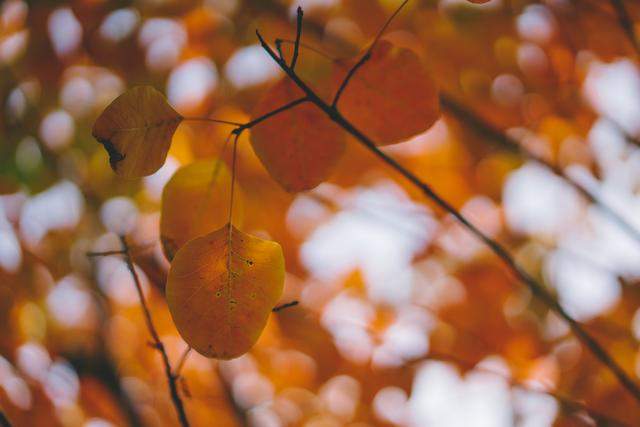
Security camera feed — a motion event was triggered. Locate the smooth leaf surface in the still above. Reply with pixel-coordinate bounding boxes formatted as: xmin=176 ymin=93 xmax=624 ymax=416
xmin=167 ymin=224 xmax=285 ymax=359
xmin=250 ymin=79 xmax=345 ymax=192
xmin=92 ymin=86 xmax=183 ymax=178
xmin=160 ymin=159 xmax=242 ymax=261
xmin=335 ymin=40 xmax=440 ymax=146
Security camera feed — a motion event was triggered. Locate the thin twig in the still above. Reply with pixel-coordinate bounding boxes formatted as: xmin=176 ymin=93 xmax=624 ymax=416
xmin=332 ymin=0 xmax=409 ymax=107
xmin=182 ymin=117 xmax=244 ymax=127
xmin=440 ymin=94 xmax=640 ymax=244
xmin=119 ymin=236 xmax=190 ymax=427
xmin=291 ymin=7 xmax=303 ymax=70
xmin=255 ymin=24 xmax=640 ymax=403
xmin=272 ymin=301 xmax=299 ymax=312
xmin=86 ymin=250 xmax=126 ymax=257
xmin=609 ymin=0 xmax=640 ymax=56
xmin=174 ymin=347 xmax=192 ymax=378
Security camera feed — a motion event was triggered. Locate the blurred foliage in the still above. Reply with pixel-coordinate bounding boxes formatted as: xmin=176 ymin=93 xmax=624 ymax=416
xmin=2 ymin=0 xmax=640 ymax=426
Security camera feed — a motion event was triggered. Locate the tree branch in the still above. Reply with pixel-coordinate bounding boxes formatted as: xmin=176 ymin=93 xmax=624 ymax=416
xmin=291 ymin=7 xmax=303 ymax=70
xmin=609 ymin=0 xmax=640 ymax=56
xmin=255 ymin=25 xmax=640 ymax=403
xmin=272 ymin=300 xmax=299 ymax=312
xmin=232 ymin=97 xmax=308 ymax=135
xmin=439 ymin=94 xmax=640 ymax=245
xmin=119 ymin=236 xmax=190 ymax=427
xmin=332 ymin=0 xmax=409 ymax=108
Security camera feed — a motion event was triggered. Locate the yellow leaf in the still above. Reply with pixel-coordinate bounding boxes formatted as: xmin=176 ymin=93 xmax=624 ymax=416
xmin=167 ymin=224 xmax=285 ymax=359
xmin=335 ymin=40 xmax=440 ymax=145
xmin=250 ymin=79 xmax=345 ymax=192
xmin=92 ymin=86 xmax=183 ymax=178
xmin=160 ymin=159 xmax=242 ymax=261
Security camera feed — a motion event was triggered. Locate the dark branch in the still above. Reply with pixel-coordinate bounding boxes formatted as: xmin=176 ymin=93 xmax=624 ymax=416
xmin=332 ymin=51 xmax=371 ymax=108
xmin=273 ymin=301 xmax=299 ymax=312
xmin=439 ymin=94 xmax=640 ymax=245
xmin=119 ymin=236 xmax=190 ymax=427
xmin=332 ymin=0 xmax=409 ymax=107
xmin=182 ymin=117 xmax=244 ymax=126
xmin=233 ymin=97 xmax=308 ymax=135
xmin=609 ymin=0 xmax=640 ymax=56
xmin=0 ymin=410 xmax=11 ymax=427
xmin=291 ymin=7 xmax=304 ymax=70
xmin=255 ymin=24 xmax=640 ymax=404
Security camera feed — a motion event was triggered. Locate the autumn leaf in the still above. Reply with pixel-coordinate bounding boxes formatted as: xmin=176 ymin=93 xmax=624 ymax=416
xmin=92 ymin=86 xmax=183 ymax=178
xmin=166 ymin=224 xmax=285 ymax=359
xmin=249 ymin=79 xmax=345 ymax=192
xmin=160 ymin=159 xmax=242 ymax=261
xmin=335 ymin=40 xmax=440 ymax=145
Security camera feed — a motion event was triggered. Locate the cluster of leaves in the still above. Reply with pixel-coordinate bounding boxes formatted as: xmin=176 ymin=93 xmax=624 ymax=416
xmin=91 ymin=9 xmax=440 ymax=361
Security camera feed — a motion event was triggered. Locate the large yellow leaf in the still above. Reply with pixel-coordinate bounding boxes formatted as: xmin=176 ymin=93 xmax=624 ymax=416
xmin=160 ymin=159 xmax=242 ymax=261
xmin=92 ymin=86 xmax=183 ymax=178
xmin=166 ymin=224 xmax=285 ymax=359
xmin=250 ymin=79 xmax=345 ymax=192
xmin=335 ymin=40 xmax=440 ymax=146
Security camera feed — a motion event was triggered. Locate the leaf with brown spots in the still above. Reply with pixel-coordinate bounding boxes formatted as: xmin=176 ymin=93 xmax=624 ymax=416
xmin=166 ymin=224 xmax=285 ymax=359
xmin=92 ymin=86 xmax=182 ymax=178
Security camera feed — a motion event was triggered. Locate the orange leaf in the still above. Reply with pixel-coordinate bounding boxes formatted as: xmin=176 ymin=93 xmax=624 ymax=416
xmin=250 ymin=79 xmax=345 ymax=192
xmin=92 ymin=86 xmax=182 ymax=178
xmin=335 ymin=40 xmax=440 ymax=145
xmin=167 ymin=224 xmax=285 ymax=359
xmin=160 ymin=159 xmax=242 ymax=261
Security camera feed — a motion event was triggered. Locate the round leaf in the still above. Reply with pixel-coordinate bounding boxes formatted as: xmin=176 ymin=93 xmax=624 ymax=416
xmin=92 ymin=86 xmax=183 ymax=178
xmin=160 ymin=159 xmax=242 ymax=261
xmin=250 ymin=79 xmax=345 ymax=192
xmin=335 ymin=40 xmax=440 ymax=146
xmin=167 ymin=224 xmax=285 ymax=359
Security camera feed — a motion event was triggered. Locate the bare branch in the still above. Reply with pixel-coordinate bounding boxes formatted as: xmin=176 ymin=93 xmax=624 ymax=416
xmin=273 ymin=301 xmax=299 ymax=312
xmin=255 ymin=20 xmax=640 ymax=403
xmin=233 ymin=97 xmax=309 ymax=135
xmin=182 ymin=117 xmax=244 ymax=126
xmin=119 ymin=236 xmax=190 ymax=427
xmin=609 ymin=0 xmax=640 ymax=56
xmin=439 ymin=94 xmax=640 ymax=244
xmin=291 ymin=6 xmax=304 ymax=70
xmin=332 ymin=0 xmax=409 ymax=108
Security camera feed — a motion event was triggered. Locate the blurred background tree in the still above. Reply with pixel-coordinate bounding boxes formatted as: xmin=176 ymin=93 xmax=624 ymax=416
xmin=2 ymin=0 xmax=640 ymax=426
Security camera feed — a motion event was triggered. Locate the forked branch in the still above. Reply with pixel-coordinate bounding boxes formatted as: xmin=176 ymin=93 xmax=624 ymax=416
xmin=254 ymin=9 xmax=640 ymax=403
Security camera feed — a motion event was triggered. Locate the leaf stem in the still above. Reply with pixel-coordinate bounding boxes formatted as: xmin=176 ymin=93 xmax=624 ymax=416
xmin=228 ymin=133 xmax=240 ymax=227
xmin=255 ymin=22 xmax=640 ymax=404
xmin=119 ymin=236 xmax=190 ymax=427
xmin=182 ymin=117 xmax=244 ymax=126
